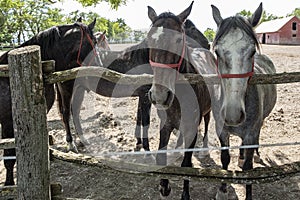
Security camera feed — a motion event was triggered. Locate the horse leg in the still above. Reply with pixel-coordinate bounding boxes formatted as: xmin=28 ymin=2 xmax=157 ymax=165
xmin=238 ymin=142 xmax=245 ymax=168
xmin=156 ymin=123 xmax=173 ymax=197
xmin=134 ymin=97 xmax=142 ymax=151
xmin=71 ymin=86 xmax=89 ymax=146
xmin=239 ymin=144 xmax=260 ymax=168
xmin=199 ymin=112 xmax=210 ymax=157
xmin=56 ymin=82 xmax=78 ymax=153
xmin=216 ymin=133 xmax=230 ymax=200
xmin=243 ymin=147 xmax=255 ymax=200
xmin=181 ymin=131 xmax=198 ymax=200
xmin=141 ymin=96 xmax=151 ymax=151
xmin=2 ymin=121 xmax=15 ymax=186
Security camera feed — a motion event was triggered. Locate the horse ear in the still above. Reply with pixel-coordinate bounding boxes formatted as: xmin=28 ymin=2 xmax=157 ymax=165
xmin=249 ymin=2 xmax=263 ymax=27
xmin=148 ymin=6 xmax=157 ymax=22
xmin=211 ymin=5 xmax=223 ymax=26
xmin=177 ymin=1 xmax=194 ymax=23
xmin=77 ymin=17 xmax=82 ymax=23
xmin=102 ymin=30 xmax=106 ymax=35
xmin=88 ymin=18 xmax=96 ymax=30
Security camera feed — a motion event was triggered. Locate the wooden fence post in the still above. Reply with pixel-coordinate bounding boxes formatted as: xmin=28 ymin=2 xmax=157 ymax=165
xmin=8 ymin=45 xmax=50 ymax=200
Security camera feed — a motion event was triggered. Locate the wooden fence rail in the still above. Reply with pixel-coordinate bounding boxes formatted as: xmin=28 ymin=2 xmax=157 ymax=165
xmin=1 ymin=64 xmax=300 ymax=85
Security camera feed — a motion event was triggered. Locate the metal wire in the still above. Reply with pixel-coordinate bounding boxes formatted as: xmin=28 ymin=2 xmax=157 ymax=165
xmin=1 ymin=141 xmax=299 ymax=160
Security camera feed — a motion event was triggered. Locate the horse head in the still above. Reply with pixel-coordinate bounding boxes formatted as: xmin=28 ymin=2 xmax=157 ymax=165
xmin=212 ymin=3 xmax=262 ymax=126
xmin=147 ymin=2 xmax=193 ymax=110
xmin=95 ymin=30 xmax=110 ymax=50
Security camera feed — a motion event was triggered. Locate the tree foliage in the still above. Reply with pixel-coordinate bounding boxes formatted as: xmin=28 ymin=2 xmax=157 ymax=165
xmin=238 ymin=9 xmax=282 ymax=24
xmin=73 ymin=0 xmax=126 ymax=9
xmin=204 ymin=28 xmax=215 ymax=42
xmin=0 ymin=0 xmax=132 ymax=45
xmin=288 ymin=8 xmax=300 ymax=19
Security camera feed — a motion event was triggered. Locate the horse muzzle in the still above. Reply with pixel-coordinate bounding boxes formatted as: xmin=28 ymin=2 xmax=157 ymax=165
xmin=148 ymin=88 xmax=174 ymax=110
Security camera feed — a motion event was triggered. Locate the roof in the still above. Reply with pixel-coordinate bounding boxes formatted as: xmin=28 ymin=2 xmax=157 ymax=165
xmin=255 ymin=16 xmax=297 ymax=33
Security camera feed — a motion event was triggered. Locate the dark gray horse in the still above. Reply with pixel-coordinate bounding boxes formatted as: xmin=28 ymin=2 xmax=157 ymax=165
xmin=69 ymin=19 xmax=211 ymax=152
xmin=211 ymin=3 xmax=277 ymax=199
xmin=147 ymin=2 xmax=214 ymax=199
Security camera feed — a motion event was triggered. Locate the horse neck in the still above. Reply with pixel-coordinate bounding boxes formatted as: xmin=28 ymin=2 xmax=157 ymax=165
xmin=0 ymin=37 xmax=39 ymax=64
xmin=180 ymin=47 xmax=196 ymax=74
xmin=100 ymin=42 xmax=149 ymax=74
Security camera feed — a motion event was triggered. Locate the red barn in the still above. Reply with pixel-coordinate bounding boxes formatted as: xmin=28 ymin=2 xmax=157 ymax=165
xmin=256 ymin=16 xmax=300 ymax=45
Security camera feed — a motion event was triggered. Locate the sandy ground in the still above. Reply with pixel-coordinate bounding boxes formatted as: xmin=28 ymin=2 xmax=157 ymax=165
xmin=1 ymin=44 xmax=299 ymax=199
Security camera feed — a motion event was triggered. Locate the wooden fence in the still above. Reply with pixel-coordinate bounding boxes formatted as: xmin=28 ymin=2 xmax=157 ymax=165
xmin=0 ymin=45 xmax=300 ymax=199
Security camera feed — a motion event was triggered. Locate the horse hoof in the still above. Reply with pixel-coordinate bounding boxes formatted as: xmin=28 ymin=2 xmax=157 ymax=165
xmin=159 ymin=185 xmax=171 ymax=197
xmin=238 ymin=158 xmax=245 ymax=168
xmin=181 ymin=191 xmax=190 ymax=200
xmin=4 ymin=180 xmax=15 ymax=186
xmin=68 ymin=142 xmax=78 ymax=153
xmin=254 ymin=154 xmax=261 ymax=163
xmin=216 ymin=189 xmax=228 ymax=200
xmin=134 ymin=144 xmax=143 ymax=151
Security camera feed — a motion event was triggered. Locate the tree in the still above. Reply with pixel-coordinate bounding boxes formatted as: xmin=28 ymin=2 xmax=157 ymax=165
xmin=204 ymin=28 xmax=215 ymax=42
xmin=0 ymin=0 xmax=64 ymax=45
xmin=72 ymin=0 xmax=126 ymax=9
xmin=238 ymin=9 xmax=282 ymax=24
xmin=288 ymin=8 xmax=300 ymax=18
xmin=133 ymin=30 xmax=146 ymax=42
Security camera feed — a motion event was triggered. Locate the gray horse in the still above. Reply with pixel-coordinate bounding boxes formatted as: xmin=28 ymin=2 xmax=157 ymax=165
xmin=211 ymin=3 xmax=277 ymax=200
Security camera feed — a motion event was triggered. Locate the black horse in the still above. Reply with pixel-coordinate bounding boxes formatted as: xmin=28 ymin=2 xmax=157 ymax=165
xmin=0 ymin=19 xmax=96 ymax=185
xmin=147 ymin=2 xmax=214 ymax=199
xmin=69 ymin=18 xmax=211 ymax=153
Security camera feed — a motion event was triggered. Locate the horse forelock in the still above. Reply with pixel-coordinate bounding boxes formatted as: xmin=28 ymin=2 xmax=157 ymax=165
xmin=213 ymin=16 xmax=260 ymax=51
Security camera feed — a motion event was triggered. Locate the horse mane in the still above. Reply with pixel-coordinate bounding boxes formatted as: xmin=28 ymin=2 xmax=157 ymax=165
xmin=0 ymin=26 xmax=62 ymax=64
xmin=20 ymin=26 xmax=61 ymax=59
xmin=184 ymin=19 xmax=210 ymax=50
xmin=212 ymin=15 xmax=260 ymax=50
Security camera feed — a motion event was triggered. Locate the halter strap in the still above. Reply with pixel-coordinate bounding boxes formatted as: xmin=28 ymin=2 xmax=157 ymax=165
xmin=149 ymin=31 xmax=186 ymax=71
xmin=76 ymin=26 xmax=97 ymax=66
xmin=216 ymin=57 xmax=255 ymax=78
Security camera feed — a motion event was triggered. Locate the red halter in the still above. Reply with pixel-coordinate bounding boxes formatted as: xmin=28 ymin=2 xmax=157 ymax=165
xmin=76 ymin=26 xmax=97 ymax=66
xmin=149 ymin=32 xmax=186 ymax=71
xmin=216 ymin=57 xmax=255 ymax=78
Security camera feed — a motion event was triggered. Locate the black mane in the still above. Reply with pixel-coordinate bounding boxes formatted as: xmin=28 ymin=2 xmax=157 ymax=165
xmin=0 ymin=26 xmax=62 ymax=64
xmin=213 ymin=15 xmax=260 ymax=49
xmin=20 ymin=26 xmax=61 ymax=59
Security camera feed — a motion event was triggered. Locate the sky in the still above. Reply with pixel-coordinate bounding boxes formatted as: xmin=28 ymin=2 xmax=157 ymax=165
xmin=53 ymin=0 xmax=298 ymax=32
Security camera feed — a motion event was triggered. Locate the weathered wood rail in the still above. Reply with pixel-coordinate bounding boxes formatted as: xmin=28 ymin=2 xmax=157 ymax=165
xmin=50 ymin=148 xmax=300 ymax=185
xmin=1 ymin=64 xmax=300 ymax=85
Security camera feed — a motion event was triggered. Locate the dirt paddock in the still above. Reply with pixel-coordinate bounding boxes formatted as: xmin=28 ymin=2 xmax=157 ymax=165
xmin=1 ymin=44 xmax=300 ymax=199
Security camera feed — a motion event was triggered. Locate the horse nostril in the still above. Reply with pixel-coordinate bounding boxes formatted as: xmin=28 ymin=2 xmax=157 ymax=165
xmin=240 ymin=111 xmax=246 ymax=123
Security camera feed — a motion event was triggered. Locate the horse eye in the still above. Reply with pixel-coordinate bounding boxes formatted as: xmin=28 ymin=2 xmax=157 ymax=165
xmin=215 ymin=50 xmax=220 ymax=57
